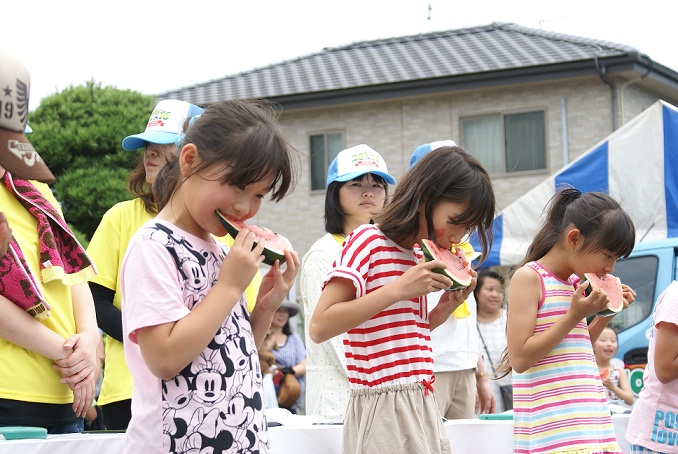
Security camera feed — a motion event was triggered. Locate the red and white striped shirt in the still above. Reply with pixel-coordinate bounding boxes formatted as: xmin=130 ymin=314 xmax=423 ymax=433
xmin=323 ymin=225 xmax=433 ymax=389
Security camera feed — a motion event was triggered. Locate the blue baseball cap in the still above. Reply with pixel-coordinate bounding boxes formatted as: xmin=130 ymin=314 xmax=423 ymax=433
xmin=409 ymin=140 xmax=457 ymax=169
xmin=326 ymin=144 xmax=396 ymax=187
xmin=122 ymin=99 xmax=204 ymax=151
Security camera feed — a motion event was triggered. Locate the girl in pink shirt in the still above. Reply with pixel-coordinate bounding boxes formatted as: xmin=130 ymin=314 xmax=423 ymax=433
xmin=121 ymin=100 xmax=299 ymax=454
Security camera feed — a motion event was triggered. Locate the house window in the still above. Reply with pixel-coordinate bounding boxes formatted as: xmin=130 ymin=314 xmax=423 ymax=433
xmin=310 ymin=132 xmax=344 ymax=190
xmin=461 ymin=111 xmax=546 ymax=174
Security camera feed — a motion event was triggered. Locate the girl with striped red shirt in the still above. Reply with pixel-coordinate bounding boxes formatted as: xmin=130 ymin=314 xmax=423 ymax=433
xmin=310 ymin=146 xmax=495 ymax=454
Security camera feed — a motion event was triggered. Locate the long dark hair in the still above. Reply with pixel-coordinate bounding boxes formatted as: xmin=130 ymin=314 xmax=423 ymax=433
xmin=127 ymin=156 xmax=156 ymax=214
xmin=324 ymin=174 xmax=389 ymax=235
xmin=520 ymin=188 xmax=635 ymax=267
xmin=153 ymin=99 xmax=299 ymax=211
xmin=374 ymin=146 xmax=495 ymax=264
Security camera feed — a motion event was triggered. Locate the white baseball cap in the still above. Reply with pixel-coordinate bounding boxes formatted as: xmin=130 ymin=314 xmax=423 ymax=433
xmin=122 ymin=99 xmax=204 ymax=150
xmin=0 ymin=47 xmax=55 ymax=184
xmin=326 ymin=144 xmax=396 ymax=187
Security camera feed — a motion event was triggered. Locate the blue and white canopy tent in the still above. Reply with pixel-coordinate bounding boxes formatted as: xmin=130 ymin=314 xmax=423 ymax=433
xmin=472 ymin=100 xmax=678 ymax=267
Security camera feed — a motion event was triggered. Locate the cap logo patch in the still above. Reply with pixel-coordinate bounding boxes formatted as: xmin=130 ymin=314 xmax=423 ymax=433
xmin=8 ymin=139 xmax=43 ymax=166
xmin=146 ymin=109 xmax=171 ymax=128
xmin=351 ymin=150 xmax=381 ymax=169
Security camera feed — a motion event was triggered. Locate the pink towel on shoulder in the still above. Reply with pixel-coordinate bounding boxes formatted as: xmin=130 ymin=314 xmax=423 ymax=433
xmin=0 ymin=172 xmax=96 ymax=320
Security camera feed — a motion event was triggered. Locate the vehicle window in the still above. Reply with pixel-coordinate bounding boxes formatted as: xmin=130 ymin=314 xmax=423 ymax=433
xmin=610 ymin=255 xmax=658 ymax=333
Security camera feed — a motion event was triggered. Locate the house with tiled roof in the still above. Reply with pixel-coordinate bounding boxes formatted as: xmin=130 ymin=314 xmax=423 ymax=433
xmin=160 ymin=22 xmax=678 ymax=264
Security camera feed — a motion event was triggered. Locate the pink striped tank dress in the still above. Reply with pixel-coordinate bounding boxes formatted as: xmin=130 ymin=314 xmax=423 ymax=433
xmin=512 ymin=261 xmax=621 ymax=453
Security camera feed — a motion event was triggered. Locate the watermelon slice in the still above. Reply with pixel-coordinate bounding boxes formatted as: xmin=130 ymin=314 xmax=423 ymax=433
xmin=215 ymin=210 xmax=293 ymax=266
xmin=420 ymin=239 xmax=473 ymax=290
xmin=582 ymin=273 xmax=624 ymax=316
xmin=599 ymin=367 xmax=611 ymax=381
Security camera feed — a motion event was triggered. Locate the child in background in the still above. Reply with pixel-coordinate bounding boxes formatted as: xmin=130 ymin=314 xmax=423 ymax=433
xmin=310 ymin=146 xmax=495 ymax=454
xmin=627 ymin=281 xmax=678 ymax=453
xmin=593 ymin=326 xmax=634 ymax=407
xmin=121 ymin=100 xmax=299 ymax=453
xmin=505 ymin=188 xmax=637 ymax=453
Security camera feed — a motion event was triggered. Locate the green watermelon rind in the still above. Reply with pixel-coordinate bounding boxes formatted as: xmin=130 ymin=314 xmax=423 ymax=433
xmin=215 ymin=210 xmax=287 ymax=266
xmin=420 ymin=240 xmax=472 ymax=290
xmin=582 ymin=273 xmax=624 ymax=316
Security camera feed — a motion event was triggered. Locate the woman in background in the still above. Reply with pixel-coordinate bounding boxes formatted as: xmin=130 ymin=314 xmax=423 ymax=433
xmin=475 ymin=269 xmax=511 ymax=412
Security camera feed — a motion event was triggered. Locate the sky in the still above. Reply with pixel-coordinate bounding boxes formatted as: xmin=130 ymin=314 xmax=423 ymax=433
xmin=4 ymin=0 xmax=675 ymax=111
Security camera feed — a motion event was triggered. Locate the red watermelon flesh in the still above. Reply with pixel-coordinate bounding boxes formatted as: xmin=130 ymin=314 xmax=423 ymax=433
xmin=420 ymin=239 xmax=473 ymax=290
xmin=582 ymin=273 xmax=624 ymax=316
xmin=599 ymin=367 xmax=611 ymax=381
xmin=215 ymin=210 xmax=293 ymax=266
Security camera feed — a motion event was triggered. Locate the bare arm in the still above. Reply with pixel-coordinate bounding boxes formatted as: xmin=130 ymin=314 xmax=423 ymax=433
xmin=53 ymin=283 xmax=100 ymax=417
xmin=589 ymin=283 xmax=636 ymax=343
xmin=249 ymin=249 xmax=300 ymax=347
xmin=475 ymin=355 xmax=496 ymax=414
xmin=292 ymin=358 xmax=307 ymax=377
xmin=136 ymin=281 xmax=245 ymax=379
xmin=310 ymin=259 xmax=452 ymax=344
xmin=136 ymin=229 xmax=298 ymax=380
xmin=602 ymin=366 xmax=634 ymax=405
xmin=507 ymin=267 xmax=611 ymax=373
xmin=0 ymin=293 xmax=71 ymax=359
xmin=654 ymin=322 xmax=678 ymax=384
xmin=588 ymin=315 xmax=614 ymax=344
xmin=0 ymin=212 xmax=10 ymax=257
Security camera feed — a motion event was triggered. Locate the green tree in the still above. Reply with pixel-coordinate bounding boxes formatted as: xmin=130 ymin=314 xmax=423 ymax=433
xmin=29 ymin=81 xmax=157 ymax=239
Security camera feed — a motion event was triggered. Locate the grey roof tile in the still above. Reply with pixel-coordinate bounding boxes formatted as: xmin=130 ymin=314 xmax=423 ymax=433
xmin=159 ymin=22 xmax=637 ymax=103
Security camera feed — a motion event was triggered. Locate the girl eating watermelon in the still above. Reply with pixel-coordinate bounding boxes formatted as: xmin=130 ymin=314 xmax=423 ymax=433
xmin=310 ymin=146 xmax=496 ymax=454
xmin=503 ymin=188 xmax=637 ymax=453
xmin=120 ymin=100 xmax=299 ymax=453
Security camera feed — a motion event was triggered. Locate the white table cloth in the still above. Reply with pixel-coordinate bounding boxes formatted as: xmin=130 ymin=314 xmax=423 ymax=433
xmin=0 ymin=414 xmax=631 ymax=453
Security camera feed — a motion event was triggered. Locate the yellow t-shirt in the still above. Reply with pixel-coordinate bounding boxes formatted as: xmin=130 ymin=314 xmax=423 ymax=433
xmin=87 ymin=199 xmax=262 ymax=405
xmin=0 ymin=182 xmax=77 ymax=404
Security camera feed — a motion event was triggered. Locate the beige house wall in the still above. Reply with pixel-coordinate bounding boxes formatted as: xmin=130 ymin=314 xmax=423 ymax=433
xmin=250 ymin=76 xmax=667 ymax=270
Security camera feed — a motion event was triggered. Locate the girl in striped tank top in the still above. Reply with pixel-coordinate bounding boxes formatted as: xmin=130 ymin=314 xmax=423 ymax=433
xmin=310 ymin=146 xmax=496 ymax=454
xmin=504 ymin=189 xmax=637 ymax=453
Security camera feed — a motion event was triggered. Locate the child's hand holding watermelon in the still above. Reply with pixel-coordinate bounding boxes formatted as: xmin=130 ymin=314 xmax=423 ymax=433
xmin=620 ymin=283 xmax=636 ymax=310
xmin=218 ymin=226 xmax=268 ymax=295
xmin=256 ymin=248 xmax=300 ymax=313
xmin=432 ymin=270 xmax=477 ymax=319
xmin=569 ymin=280 xmax=613 ymax=321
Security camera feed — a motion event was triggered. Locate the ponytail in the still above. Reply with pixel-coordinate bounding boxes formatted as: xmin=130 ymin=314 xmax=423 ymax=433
xmin=520 ymin=187 xmax=635 ymax=268
xmin=520 ymin=188 xmax=581 ymax=266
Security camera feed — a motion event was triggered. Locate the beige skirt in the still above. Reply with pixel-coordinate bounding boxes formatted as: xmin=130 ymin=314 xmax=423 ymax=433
xmin=342 ymin=382 xmax=451 ymax=454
